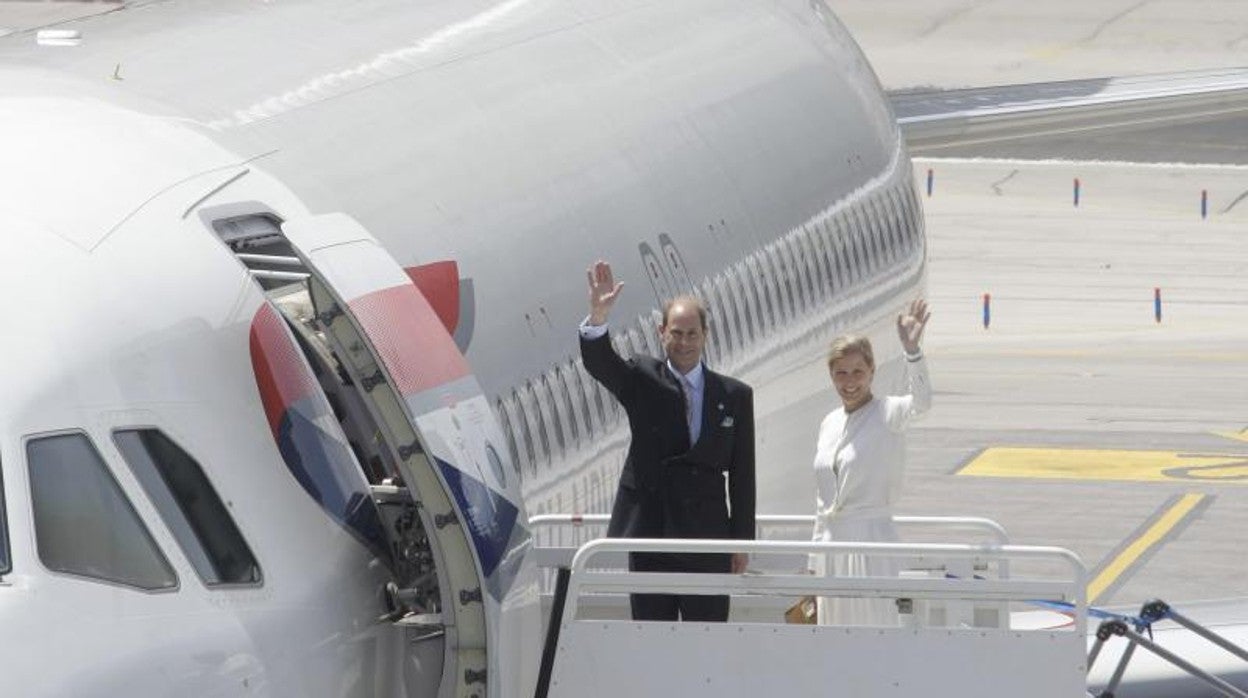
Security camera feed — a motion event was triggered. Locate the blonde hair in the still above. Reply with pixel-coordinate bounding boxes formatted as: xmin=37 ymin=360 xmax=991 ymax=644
xmin=827 ymin=334 xmax=874 ymax=370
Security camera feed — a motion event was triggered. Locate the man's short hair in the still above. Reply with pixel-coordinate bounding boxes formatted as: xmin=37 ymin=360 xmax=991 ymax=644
xmin=661 ymin=295 xmax=708 ymax=331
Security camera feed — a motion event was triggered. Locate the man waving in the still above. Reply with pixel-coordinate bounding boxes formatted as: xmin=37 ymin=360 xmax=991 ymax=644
xmin=579 ymin=260 xmax=755 ymax=622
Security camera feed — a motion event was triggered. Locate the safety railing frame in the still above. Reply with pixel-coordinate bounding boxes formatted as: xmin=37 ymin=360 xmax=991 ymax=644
xmin=554 ymin=537 xmax=1087 ymax=635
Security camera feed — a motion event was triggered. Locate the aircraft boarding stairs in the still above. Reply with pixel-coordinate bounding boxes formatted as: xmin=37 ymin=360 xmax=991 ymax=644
xmin=529 ymin=514 xmax=1090 ymax=698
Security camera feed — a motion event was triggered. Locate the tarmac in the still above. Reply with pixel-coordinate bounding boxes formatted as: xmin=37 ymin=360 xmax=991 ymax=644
xmin=752 ymin=2 xmax=1248 ymax=609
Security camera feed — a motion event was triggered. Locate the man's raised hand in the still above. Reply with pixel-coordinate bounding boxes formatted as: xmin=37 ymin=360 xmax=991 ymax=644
xmin=587 ymin=260 xmax=624 ymax=325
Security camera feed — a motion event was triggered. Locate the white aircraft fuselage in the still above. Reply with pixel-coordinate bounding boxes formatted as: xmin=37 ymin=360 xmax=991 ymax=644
xmin=0 ymin=1 xmax=923 ymax=696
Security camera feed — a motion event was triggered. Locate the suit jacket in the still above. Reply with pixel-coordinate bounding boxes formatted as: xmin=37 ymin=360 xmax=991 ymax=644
xmin=580 ymin=331 xmax=755 ymax=546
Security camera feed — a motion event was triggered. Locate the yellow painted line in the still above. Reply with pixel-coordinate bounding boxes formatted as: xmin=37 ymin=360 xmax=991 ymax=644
xmin=1215 ymin=429 xmax=1248 ymax=444
xmin=961 ymin=447 xmax=1248 ymax=484
xmin=1087 ymin=493 xmax=1206 ymax=603
xmin=1027 ymin=44 xmax=1071 ymax=60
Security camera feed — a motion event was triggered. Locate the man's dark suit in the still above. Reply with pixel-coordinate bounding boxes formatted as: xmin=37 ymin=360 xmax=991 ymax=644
xmin=580 ymin=331 xmax=755 ymax=621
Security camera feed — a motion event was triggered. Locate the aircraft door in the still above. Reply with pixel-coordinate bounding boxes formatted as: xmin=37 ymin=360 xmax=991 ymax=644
xmin=281 ymin=213 xmax=529 ymax=698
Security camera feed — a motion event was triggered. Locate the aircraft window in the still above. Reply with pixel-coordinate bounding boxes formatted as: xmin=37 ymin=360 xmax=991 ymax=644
xmin=798 ymin=227 xmax=822 ymax=303
xmin=511 ymin=389 xmax=536 ymax=474
xmin=0 ymin=455 xmax=9 ymax=576
xmin=866 ymin=199 xmax=887 ymax=263
xmin=518 ymin=385 xmax=546 ymax=472
xmin=863 ymin=204 xmax=882 ymax=271
xmin=885 ymin=194 xmax=904 ymax=259
xmin=712 ymin=277 xmax=738 ymax=360
xmin=848 ymin=216 xmax=866 ymax=280
xmin=727 ymin=273 xmax=748 ymax=354
xmin=561 ymin=362 xmax=592 ymax=443
xmin=730 ymin=264 xmax=758 ymax=345
xmin=881 ymin=191 xmax=901 ymax=256
xmin=841 ymin=221 xmax=856 ymax=284
xmin=872 ymin=203 xmax=888 ymax=267
xmin=534 ymin=377 xmax=563 ymax=464
xmin=27 ymin=433 xmax=177 ymax=591
xmin=741 ymin=258 xmax=762 ymax=334
xmin=768 ymin=245 xmax=794 ymax=323
xmin=551 ymin=368 xmax=580 ymax=449
xmin=836 ymin=217 xmax=856 ymax=282
xmin=897 ymin=190 xmax=913 ymax=252
xmin=573 ymin=362 xmax=603 ymax=437
xmin=855 ymin=205 xmax=879 ymax=273
xmin=775 ymin=241 xmax=799 ymax=318
xmin=495 ymin=398 xmax=524 ymax=477
xmin=790 ymin=234 xmax=814 ymax=312
xmin=113 ymin=430 xmax=262 ymax=587
xmin=902 ymin=187 xmax=919 ymax=247
xmin=903 ymin=186 xmax=923 ymax=248
xmin=817 ymin=219 xmax=839 ymax=293
xmin=751 ymin=255 xmax=777 ymax=330
xmin=815 ymin=221 xmax=836 ymax=297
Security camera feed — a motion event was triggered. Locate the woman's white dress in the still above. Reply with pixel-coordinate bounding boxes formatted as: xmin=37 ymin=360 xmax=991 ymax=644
xmin=811 ymin=356 xmax=931 ymax=625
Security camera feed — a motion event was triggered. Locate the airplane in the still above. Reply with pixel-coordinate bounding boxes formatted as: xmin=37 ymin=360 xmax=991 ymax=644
xmin=2 ymin=0 xmax=1246 ymax=696
xmin=0 ymin=0 xmax=926 ymax=694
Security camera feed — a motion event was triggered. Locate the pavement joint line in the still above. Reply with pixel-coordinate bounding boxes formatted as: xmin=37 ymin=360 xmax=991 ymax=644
xmin=1086 ymin=492 xmax=1210 ymax=604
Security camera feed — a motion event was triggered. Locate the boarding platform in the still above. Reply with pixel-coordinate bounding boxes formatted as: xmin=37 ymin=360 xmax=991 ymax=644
xmin=529 ymin=515 xmax=1089 ymax=697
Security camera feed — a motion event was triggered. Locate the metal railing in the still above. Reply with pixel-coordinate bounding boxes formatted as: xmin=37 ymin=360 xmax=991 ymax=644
xmin=553 ymin=537 xmax=1086 ymax=634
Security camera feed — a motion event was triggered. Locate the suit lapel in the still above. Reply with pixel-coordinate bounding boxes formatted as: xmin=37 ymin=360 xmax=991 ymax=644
xmin=688 ymin=369 xmax=726 ymax=458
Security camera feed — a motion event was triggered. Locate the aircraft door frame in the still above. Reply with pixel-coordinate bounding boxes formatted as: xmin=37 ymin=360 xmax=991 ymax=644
xmin=280 ymin=213 xmax=528 ymax=698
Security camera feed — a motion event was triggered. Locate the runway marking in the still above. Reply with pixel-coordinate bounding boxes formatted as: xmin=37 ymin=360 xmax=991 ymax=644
xmin=960 ymin=447 xmax=1248 ymax=483
xmin=1215 ymin=428 xmax=1248 ymax=444
xmin=1087 ymin=493 xmax=1209 ymax=603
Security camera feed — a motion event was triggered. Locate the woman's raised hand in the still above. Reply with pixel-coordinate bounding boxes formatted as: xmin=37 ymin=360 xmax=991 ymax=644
xmin=896 ymin=298 xmax=930 ymax=355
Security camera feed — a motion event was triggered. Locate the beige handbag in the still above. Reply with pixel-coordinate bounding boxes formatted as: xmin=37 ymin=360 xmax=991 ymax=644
xmin=784 ymin=595 xmax=817 ymax=624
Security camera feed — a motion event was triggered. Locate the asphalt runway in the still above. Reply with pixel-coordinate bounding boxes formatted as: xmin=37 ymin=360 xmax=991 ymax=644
xmin=751 ymin=156 xmax=1248 ymax=609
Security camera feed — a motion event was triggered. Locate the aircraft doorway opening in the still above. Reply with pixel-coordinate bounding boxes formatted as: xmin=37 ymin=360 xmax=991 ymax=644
xmin=213 ymin=212 xmax=528 ymax=698
xmin=218 ymin=213 xmax=478 ymax=694
xmin=213 ymin=214 xmax=443 ymax=619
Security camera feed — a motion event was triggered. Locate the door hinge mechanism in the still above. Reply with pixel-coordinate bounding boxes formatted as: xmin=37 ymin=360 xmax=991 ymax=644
xmin=360 ymin=370 xmax=386 ymax=392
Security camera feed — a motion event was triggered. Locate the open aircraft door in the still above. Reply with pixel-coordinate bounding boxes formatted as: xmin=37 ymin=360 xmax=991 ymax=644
xmin=280 ymin=213 xmax=531 ymax=698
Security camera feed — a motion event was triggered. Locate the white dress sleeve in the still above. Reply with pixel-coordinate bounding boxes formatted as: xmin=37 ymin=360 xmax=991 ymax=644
xmin=885 ymin=355 xmax=931 ymax=431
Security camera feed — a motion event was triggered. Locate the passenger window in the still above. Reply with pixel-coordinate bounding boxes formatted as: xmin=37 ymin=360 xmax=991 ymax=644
xmin=730 ymin=264 xmax=758 ymax=344
xmin=113 ymin=430 xmax=261 ymax=586
xmin=27 ymin=433 xmax=177 ymax=590
xmin=712 ymin=278 xmax=738 ymax=359
xmin=496 ymin=398 xmax=525 ymax=477
xmin=0 ymin=455 xmax=9 ymax=576
xmin=767 ymin=246 xmax=793 ymax=322
xmin=512 ymin=389 xmax=540 ymax=474
xmin=573 ymin=362 xmax=603 ymax=437
xmin=550 ymin=369 xmax=580 ymax=449
xmin=520 ymin=383 xmax=549 ymax=470
xmin=560 ymin=363 xmax=591 ymax=444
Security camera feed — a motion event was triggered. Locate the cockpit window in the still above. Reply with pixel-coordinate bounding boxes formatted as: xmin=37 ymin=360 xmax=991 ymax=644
xmin=27 ymin=433 xmax=177 ymax=590
xmin=114 ymin=429 xmax=262 ymax=586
